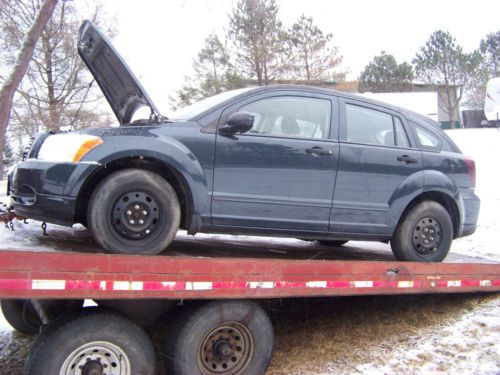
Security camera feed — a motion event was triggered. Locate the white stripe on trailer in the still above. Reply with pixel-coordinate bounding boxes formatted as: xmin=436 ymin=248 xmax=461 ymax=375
xmin=249 ymin=281 xmax=275 ymax=289
xmin=192 ymin=282 xmax=213 ymax=290
xmin=131 ymin=281 xmax=144 ymax=291
xmin=447 ymin=280 xmax=462 ymax=287
xmin=32 ymin=280 xmax=66 ymax=290
xmin=113 ymin=281 xmax=131 ymax=291
xmin=480 ymin=280 xmax=492 ymax=287
xmin=398 ymin=281 xmax=414 ymax=288
xmin=306 ymin=281 xmax=327 ymax=288
xmin=353 ymin=281 xmax=373 ymax=288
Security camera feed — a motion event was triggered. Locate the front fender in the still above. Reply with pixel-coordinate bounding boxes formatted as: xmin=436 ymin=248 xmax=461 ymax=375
xmin=68 ymin=135 xmax=211 ymax=219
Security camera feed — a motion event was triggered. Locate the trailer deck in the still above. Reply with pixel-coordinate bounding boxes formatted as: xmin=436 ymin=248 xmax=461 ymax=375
xmin=0 ymin=245 xmax=498 ymax=300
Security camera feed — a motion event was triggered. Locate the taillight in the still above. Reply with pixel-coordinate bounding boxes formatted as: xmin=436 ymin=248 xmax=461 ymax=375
xmin=464 ymin=156 xmax=476 ymax=188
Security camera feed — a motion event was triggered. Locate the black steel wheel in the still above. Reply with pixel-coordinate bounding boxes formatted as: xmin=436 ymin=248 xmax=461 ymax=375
xmin=88 ymin=169 xmax=180 ymax=255
xmin=23 ymin=308 xmax=156 ymax=375
xmin=391 ymin=200 xmax=453 ymax=262
xmin=198 ymin=322 xmax=254 ymax=374
xmin=412 ymin=217 xmax=442 ymax=255
xmin=164 ymin=300 xmax=274 ymax=375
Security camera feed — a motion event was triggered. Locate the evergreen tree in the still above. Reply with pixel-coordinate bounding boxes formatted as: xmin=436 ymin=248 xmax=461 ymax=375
xmin=465 ymin=31 xmax=500 ymax=109
xmin=359 ymin=52 xmax=413 ymax=93
xmin=228 ymin=0 xmax=287 ymax=85
xmin=171 ymin=33 xmax=244 ymax=109
xmin=413 ymin=30 xmax=480 ymax=127
xmin=289 ymin=15 xmax=343 ymax=81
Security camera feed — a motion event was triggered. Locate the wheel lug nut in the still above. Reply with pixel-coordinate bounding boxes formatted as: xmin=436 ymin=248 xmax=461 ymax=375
xmin=139 ymin=219 xmax=144 ymax=225
xmin=134 ymin=204 xmax=140 ymax=210
xmin=127 ymin=210 xmax=132 ymax=215
xmin=142 ymin=210 xmax=147 ymax=215
xmin=145 ymin=229 xmax=150 ymax=234
xmin=129 ymin=220 xmax=135 ymax=225
xmin=429 ymin=237 xmax=434 ymax=241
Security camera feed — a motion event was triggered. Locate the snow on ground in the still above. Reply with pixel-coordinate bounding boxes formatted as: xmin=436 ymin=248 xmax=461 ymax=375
xmin=0 ymin=129 xmax=499 ymax=374
xmin=445 ymin=129 xmax=500 ymax=262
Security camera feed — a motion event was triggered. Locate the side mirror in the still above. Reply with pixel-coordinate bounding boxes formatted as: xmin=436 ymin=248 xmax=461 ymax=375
xmin=219 ymin=112 xmax=254 ymax=135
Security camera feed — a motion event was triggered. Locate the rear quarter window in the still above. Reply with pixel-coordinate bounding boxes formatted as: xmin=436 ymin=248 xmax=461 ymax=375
xmin=411 ymin=123 xmax=442 ymax=151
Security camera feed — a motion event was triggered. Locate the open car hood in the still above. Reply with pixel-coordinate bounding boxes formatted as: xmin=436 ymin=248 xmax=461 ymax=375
xmin=78 ymin=20 xmax=162 ymax=125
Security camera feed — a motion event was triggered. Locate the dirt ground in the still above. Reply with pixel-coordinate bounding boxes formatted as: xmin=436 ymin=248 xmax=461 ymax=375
xmin=1 ymin=292 xmax=498 ymax=375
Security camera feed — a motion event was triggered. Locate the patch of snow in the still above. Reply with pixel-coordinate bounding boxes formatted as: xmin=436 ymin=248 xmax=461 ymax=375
xmin=353 ymin=297 xmax=500 ymax=375
xmin=446 ymin=129 xmax=500 ymax=262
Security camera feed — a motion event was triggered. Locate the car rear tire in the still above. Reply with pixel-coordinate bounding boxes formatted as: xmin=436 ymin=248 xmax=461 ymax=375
xmin=23 ymin=308 xmax=156 ymax=375
xmin=391 ymin=200 xmax=453 ymax=262
xmin=88 ymin=169 xmax=180 ymax=255
xmin=164 ymin=300 xmax=274 ymax=375
xmin=318 ymin=240 xmax=349 ymax=247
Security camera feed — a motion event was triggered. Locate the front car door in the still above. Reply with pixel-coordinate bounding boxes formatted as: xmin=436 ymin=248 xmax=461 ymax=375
xmin=331 ymin=98 xmax=423 ymax=237
xmin=212 ymin=91 xmax=339 ymax=233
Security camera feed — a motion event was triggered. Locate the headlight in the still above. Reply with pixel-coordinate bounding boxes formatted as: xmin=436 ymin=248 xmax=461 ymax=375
xmin=37 ymin=134 xmax=103 ymax=162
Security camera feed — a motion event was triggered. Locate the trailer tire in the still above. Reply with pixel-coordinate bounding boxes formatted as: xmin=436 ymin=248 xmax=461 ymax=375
xmin=88 ymin=169 xmax=180 ymax=255
xmin=23 ymin=308 xmax=156 ymax=375
xmin=391 ymin=200 xmax=453 ymax=262
xmin=1 ymin=299 xmax=41 ymax=334
xmin=0 ymin=299 xmax=83 ymax=334
xmin=164 ymin=300 xmax=274 ymax=375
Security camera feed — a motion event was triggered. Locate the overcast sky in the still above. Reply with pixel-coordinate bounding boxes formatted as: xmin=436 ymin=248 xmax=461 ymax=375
xmin=102 ymin=0 xmax=500 ymax=114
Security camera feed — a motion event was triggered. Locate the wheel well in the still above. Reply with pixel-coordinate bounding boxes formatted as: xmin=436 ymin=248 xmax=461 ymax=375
xmin=398 ymin=191 xmax=460 ymax=238
xmin=75 ymin=157 xmax=193 ymax=230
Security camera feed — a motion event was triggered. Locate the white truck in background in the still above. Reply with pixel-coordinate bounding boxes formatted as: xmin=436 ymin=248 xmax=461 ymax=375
xmin=484 ymin=77 xmax=500 ymax=126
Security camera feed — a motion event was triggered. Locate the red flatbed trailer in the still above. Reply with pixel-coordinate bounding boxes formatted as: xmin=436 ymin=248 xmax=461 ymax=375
xmin=0 ymin=250 xmax=499 ymax=299
xmin=1 ymin=248 xmax=499 ymax=375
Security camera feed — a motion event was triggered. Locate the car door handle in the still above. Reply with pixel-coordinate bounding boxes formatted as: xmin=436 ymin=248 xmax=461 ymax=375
xmin=305 ymin=147 xmax=333 ymax=156
xmin=397 ymin=155 xmax=418 ymax=164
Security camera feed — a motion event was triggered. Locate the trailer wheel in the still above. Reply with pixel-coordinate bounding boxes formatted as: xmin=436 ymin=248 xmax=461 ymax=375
xmin=23 ymin=308 xmax=156 ymax=375
xmin=318 ymin=240 xmax=348 ymax=247
xmin=0 ymin=299 xmax=82 ymax=334
xmin=391 ymin=200 xmax=453 ymax=262
xmin=88 ymin=169 xmax=180 ymax=255
xmin=164 ymin=300 xmax=274 ymax=375
xmin=1 ymin=299 xmax=41 ymax=334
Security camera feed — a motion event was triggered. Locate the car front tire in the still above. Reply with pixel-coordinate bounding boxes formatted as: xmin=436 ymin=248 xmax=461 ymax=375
xmin=88 ymin=169 xmax=180 ymax=255
xmin=391 ymin=200 xmax=453 ymax=262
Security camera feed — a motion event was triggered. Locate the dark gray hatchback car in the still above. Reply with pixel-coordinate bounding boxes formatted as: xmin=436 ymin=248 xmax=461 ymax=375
xmin=9 ymin=21 xmax=479 ymax=262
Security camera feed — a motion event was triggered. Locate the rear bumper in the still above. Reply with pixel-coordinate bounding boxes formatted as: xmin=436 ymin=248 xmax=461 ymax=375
xmin=458 ymin=187 xmax=480 ymax=238
xmin=9 ymin=160 xmax=100 ymax=226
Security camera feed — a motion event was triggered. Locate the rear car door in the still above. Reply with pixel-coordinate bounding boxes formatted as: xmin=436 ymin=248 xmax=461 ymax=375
xmin=212 ymin=92 xmax=339 ymax=232
xmin=331 ymin=98 xmax=423 ymax=236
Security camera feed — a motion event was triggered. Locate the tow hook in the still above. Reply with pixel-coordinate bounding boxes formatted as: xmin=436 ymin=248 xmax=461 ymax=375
xmin=0 ymin=203 xmax=27 ymax=230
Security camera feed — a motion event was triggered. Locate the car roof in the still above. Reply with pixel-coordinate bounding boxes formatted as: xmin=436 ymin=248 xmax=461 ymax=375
xmin=240 ymin=84 xmax=440 ymax=126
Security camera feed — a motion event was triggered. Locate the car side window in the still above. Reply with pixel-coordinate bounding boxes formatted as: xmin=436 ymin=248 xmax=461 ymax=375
xmin=345 ymin=104 xmax=410 ymax=147
xmin=238 ymin=96 xmax=331 ymax=139
xmin=414 ymin=126 xmax=440 ymax=148
xmin=394 ymin=117 xmax=410 ymax=147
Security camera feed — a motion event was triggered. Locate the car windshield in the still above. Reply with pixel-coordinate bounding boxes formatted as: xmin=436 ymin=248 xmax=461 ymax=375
xmin=170 ymin=87 xmax=255 ymax=120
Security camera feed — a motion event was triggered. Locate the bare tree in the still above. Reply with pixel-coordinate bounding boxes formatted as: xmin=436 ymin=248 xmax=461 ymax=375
xmin=0 ymin=0 xmax=114 ymax=164
xmin=0 ymin=0 xmax=58 ymax=179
